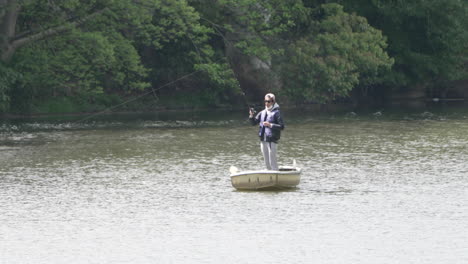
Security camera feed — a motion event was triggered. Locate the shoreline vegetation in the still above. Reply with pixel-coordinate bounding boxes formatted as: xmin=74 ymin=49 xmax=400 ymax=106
xmin=1 ymin=97 xmax=465 ymax=120
xmin=1 ymin=1 xmax=467 ymax=116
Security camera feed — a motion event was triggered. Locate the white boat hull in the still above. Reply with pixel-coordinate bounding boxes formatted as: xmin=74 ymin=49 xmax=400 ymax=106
xmin=230 ymin=166 xmax=301 ymax=190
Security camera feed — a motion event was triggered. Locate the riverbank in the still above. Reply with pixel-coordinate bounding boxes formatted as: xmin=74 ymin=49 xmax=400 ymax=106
xmin=2 ymin=101 xmax=467 ymax=125
xmin=2 ymin=102 xmax=466 ymax=120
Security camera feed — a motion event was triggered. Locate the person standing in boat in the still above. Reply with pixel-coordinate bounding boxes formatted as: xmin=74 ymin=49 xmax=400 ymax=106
xmin=249 ymin=93 xmax=285 ymax=171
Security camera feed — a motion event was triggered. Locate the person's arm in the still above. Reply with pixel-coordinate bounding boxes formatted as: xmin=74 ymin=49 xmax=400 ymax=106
xmin=249 ymin=110 xmax=260 ymax=125
xmin=270 ymin=112 xmax=284 ymax=130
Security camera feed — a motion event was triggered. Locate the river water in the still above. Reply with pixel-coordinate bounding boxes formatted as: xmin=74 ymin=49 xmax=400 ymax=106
xmin=1 ymin=109 xmax=467 ymax=263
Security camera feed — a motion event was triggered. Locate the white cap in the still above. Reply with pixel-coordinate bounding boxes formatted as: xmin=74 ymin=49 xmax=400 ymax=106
xmin=265 ymin=93 xmax=275 ymax=101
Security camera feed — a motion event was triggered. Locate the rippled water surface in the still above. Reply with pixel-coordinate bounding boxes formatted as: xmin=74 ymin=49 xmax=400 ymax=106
xmin=1 ymin=109 xmax=468 ymax=263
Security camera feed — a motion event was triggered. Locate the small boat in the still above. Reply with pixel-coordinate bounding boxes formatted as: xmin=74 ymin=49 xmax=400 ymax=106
xmin=229 ymin=160 xmax=301 ymax=190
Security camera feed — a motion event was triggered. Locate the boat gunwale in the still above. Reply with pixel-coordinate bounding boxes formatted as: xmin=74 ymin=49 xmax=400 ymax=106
xmin=230 ymin=167 xmax=301 ymax=178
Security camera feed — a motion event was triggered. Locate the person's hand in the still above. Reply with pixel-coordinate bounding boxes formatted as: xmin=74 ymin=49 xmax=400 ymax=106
xmin=263 ymin=121 xmax=272 ymax=128
xmin=249 ymin=108 xmax=255 ymax=117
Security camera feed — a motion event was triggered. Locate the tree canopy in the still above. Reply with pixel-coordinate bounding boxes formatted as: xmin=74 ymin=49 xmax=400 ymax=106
xmin=0 ymin=0 xmax=466 ymax=114
xmin=341 ymin=0 xmax=468 ymax=90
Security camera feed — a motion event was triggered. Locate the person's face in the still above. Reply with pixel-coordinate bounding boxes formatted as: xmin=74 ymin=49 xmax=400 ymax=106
xmin=264 ymin=97 xmax=273 ymax=106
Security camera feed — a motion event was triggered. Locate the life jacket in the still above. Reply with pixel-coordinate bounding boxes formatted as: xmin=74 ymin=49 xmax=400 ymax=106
xmin=257 ymin=106 xmax=284 ymax=142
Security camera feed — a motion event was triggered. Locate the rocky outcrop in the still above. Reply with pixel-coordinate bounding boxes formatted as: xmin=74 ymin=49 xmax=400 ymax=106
xmin=224 ymin=34 xmax=281 ymax=103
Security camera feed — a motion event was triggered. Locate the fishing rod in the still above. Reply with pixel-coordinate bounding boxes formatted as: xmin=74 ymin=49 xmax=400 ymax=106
xmin=73 ymin=60 xmax=258 ymax=124
xmin=72 ymin=15 xmax=273 ymax=125
xmin=239 ymin=90 xmax=255 ymax=114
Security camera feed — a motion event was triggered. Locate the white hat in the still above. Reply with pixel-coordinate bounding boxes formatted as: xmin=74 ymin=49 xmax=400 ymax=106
xmin=265 ymin=93 xmax=275 ymax=101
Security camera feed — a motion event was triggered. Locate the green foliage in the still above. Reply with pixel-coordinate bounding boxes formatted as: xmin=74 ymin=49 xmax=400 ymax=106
xmin=33 ymin=97 xmax=78 ymax=114
xmin=202 ymin=0 xmax=299 ymax=61
xmin=30 ymin=93 xmax=122 ymax=114
xmin=9 ymin=29 xmax=149 ymax=113
xmin=193 ymin=61 xmax=240 ymax=105
xmin=194 ymin=1 xmax=393 ymax=103
xmin=138 ymin=0 xmax=239 ymax=107
xmin=340 ymin=0 xmax=468 ymax=89
xmin=0 ymin=63 xmax=20 ymax=112
xmin=17 ymin=0 xmax=109 ymax=30
xmin=278 ymin=3 xmax=393 ymax=102
xmin=2 ymin=0 xmax=465 ymax=113
xmin=4 ymin=0 xmax=156 ymax=113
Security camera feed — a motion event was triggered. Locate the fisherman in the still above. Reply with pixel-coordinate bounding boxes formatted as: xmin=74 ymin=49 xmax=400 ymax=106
xmin=249 ymin=93 xmax=285 ymax=170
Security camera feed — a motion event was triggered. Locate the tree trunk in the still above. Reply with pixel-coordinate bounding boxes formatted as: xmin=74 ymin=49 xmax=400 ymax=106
xmin=1 ymin=1 xmax=108 ymax=62
xmin=0 ymin=0 xmax=19 ymax=61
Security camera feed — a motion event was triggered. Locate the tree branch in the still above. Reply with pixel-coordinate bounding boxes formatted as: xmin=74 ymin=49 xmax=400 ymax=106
xmin=1 ymin=7 xmax=109 ymax=61
xmin=11 ymin=8 xmax=108 ymax=50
